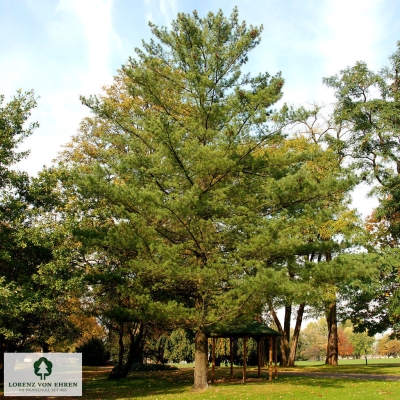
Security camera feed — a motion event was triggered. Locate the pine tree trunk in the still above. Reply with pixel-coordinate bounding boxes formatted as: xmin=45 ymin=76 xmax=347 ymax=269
xmin=324 ymin=251 xmax=338 ymax=366
xmin=284 ymin=304 xmax=291 ymax=346
xmin=270 ymin=303 xmax=291 ymax=366
xmin=117 ymin=326 xmax=125 ymax=373
xmin=325 ymin=300 xmax=338 ymax=365
xmin=121 ymin=324 xmax=146 ymax=378
xmin=288 ymin=303 xmax=305 ymax=366
xmin=109 ymin=324 xmax=125 ymax=379
xmin=192 ymin=327 xmax=208 ymax=391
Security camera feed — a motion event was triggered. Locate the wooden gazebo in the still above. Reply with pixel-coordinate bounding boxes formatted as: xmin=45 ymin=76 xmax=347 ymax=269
xmin=207 ymin=320 xmax=281 ymax=383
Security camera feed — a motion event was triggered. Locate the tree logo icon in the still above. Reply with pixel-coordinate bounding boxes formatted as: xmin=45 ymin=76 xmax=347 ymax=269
xmin=33 ymin=357 xmax=53 ymax=380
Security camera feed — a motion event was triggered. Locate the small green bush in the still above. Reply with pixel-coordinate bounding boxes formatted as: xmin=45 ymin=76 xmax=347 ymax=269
xmin=76 ymin=338 xmax=110 ymax=366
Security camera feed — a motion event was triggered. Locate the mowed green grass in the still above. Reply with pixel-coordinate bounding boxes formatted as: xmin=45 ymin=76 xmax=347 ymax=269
xmin=1 ymin=363 xmax=400 ymax=400
xmin=295 ymin=357 xmax=400 ymax=366
xmin=281 ymin=357 xmax=400 ymax=375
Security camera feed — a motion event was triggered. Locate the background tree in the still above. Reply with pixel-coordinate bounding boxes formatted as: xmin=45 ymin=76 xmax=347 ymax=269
xmin=76 ymin=338 xmax=110 ymax=366
xmin=383 ymin=339 xmax=400 ymax=357
xmin=298 ymin=319 xmax=327 ymax=361
xmin=258 ymin=137 xmax=357 ymax=366
xmin=338 ymin=327 xmax=354 ymax=358
xmin=164 ymin=329 xmax=195 ymax=363
xmin=339 ymin=231 xmax=400 ymax=336
xmin=0 ymin=90 xmax=41 ymax=380
xmin=377 ymin=334 xmax=400 ymax=357
xmin=0 ymin=91 xmax=90 ymax=381
xmin=345 ymin=326 xmax=375 ymax=359
xmin=324 ymin=42 xmax=400 ymax=335
xmin=276 ymin=103 xmax=382 ymax=365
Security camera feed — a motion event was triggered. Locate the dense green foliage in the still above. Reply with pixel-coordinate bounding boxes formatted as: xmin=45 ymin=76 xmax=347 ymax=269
xmin=325 ymin=43 xmax=400 ymax=335
xmin=76 ymin=338 xmax=110 ymax=366
xmin=0 ymin=92 xmax=85 ymax=383
xmin=0 ymin=92 xmax=63 ymax=349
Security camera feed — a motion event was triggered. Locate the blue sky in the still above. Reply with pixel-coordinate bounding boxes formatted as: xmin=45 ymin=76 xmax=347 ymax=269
xmin=1 ymin=0 xmax=399 ymax=215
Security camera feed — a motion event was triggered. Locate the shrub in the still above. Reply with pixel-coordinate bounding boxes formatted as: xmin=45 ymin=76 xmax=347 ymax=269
xmin=76 ymin=338 xmax=110 ymax=366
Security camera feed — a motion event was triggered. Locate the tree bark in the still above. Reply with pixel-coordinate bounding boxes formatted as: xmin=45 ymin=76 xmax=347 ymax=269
xmin=324 ymin=251 xmax=338 ymax=366
xmin=270 ymin=303 xmax=290 ymax=366
xmin=288 ymin=303 xmax=305 ymax=366
xmin=121 ymin=324 xmax=146 ymax=378
xmin=118 ymin=325 xmax=125 ymax=372
xmin=284 ymin=304 xmax=291 ymax=346
xmin=325 ymin=300 xmax=338 ymax=365
xmin=270 ymin=302 xmax=306 ymax=367
xmin=109 ymin=324 xmax=125 ymax=379
xmin=192 ymin=327 xmax=208 ymax=391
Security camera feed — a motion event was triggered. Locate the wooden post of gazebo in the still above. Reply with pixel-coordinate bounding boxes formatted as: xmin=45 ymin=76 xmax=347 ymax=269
xmin=243 ymin=336 xmax=247 ymax=382
xmin=230 ymin=338 xmax=233 ymax=379
xmin=257 ymin=338 xmax=261 ymax=378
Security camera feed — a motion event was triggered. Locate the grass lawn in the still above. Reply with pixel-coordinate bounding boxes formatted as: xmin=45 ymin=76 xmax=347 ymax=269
xmin=295 ymin=357 xmax=400 ymax=366
xmin=1 ymin=362 xmax=400 ymax=399
xmin=280 ymin=358 xmax=400 ymax=375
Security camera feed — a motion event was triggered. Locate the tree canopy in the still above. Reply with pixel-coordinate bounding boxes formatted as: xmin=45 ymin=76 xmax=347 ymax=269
xmin=325 ymin=42 xmax=400 ymax=336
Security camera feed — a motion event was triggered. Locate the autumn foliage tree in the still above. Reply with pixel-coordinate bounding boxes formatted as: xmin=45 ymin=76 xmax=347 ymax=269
xmin=338 ymin=328 xmax=354 ymax=358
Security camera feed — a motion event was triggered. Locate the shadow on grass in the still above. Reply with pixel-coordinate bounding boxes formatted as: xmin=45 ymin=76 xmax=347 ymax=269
xmin=82 ymin=368 xmax=352 ymax=400
xmin=3 ymin=366 xmax=393 ymax=400
xmin=208 ymin=368 xmax=349 ymax=391
xmin=0 ymin=368 xmax=192 ymax=400
xmin=81 ymin=367 xmax=194 ymax=399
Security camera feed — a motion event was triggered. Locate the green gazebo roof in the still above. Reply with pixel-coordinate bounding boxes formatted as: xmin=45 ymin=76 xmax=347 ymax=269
xmin=207 ymin=320 xmax=281 ymax=338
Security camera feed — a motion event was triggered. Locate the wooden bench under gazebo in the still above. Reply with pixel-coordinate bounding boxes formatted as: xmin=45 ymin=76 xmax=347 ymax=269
xmin=207 ymin=320 xmax=281 ymax=383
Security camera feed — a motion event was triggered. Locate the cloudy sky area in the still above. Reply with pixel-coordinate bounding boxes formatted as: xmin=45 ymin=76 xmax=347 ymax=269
xmin=1 ymin=0 xmax=400 ymax=217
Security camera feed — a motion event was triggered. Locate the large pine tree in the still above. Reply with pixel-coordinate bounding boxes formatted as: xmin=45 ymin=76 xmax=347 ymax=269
xmin=62 ymin=9 xmax=286 ymax=389
xmin=60 ymin=8 xmax=360 ymax=387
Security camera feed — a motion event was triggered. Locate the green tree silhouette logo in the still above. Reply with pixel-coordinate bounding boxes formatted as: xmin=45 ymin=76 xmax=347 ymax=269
xmin=33 ymin=357 xmax=53 ymax=380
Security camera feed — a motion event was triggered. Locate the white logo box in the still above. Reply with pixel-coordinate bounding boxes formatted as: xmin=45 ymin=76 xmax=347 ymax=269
xmin=4 ymin=353 xmax=82 ymax=397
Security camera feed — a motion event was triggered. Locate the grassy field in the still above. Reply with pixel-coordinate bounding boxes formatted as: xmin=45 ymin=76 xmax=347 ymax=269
xmin=295 ymin=357 xmax=400 ymax=366
xmin=173 ymin=357 xmax=400 ymax=369
xmin=280 ymin=357 xmax=400 ymax=375
xmin=1 ymin=362 xmax=400 ymax=399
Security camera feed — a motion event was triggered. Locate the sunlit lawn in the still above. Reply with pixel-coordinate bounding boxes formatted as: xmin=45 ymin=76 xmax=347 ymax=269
xmin=296 ymin=357 xmax=400 ymax=366
xmin=281 ymin=357 xmax=400 ymax=375
xmin=1 ymin=362 xmax=400 ymax=399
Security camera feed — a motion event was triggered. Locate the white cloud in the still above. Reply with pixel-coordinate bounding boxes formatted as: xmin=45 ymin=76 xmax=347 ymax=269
xmin=318 ymin=0 xmax=384 ymax=74
xmin=144 ymin=0 xmax=178 ymax=25
xmin=55 ymin=0 xmax=118 ymax=92
xmin=15 ymin=0 xmax=121 ymax=175
xmin=351 ymin=183 xmax=379 ymax=219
